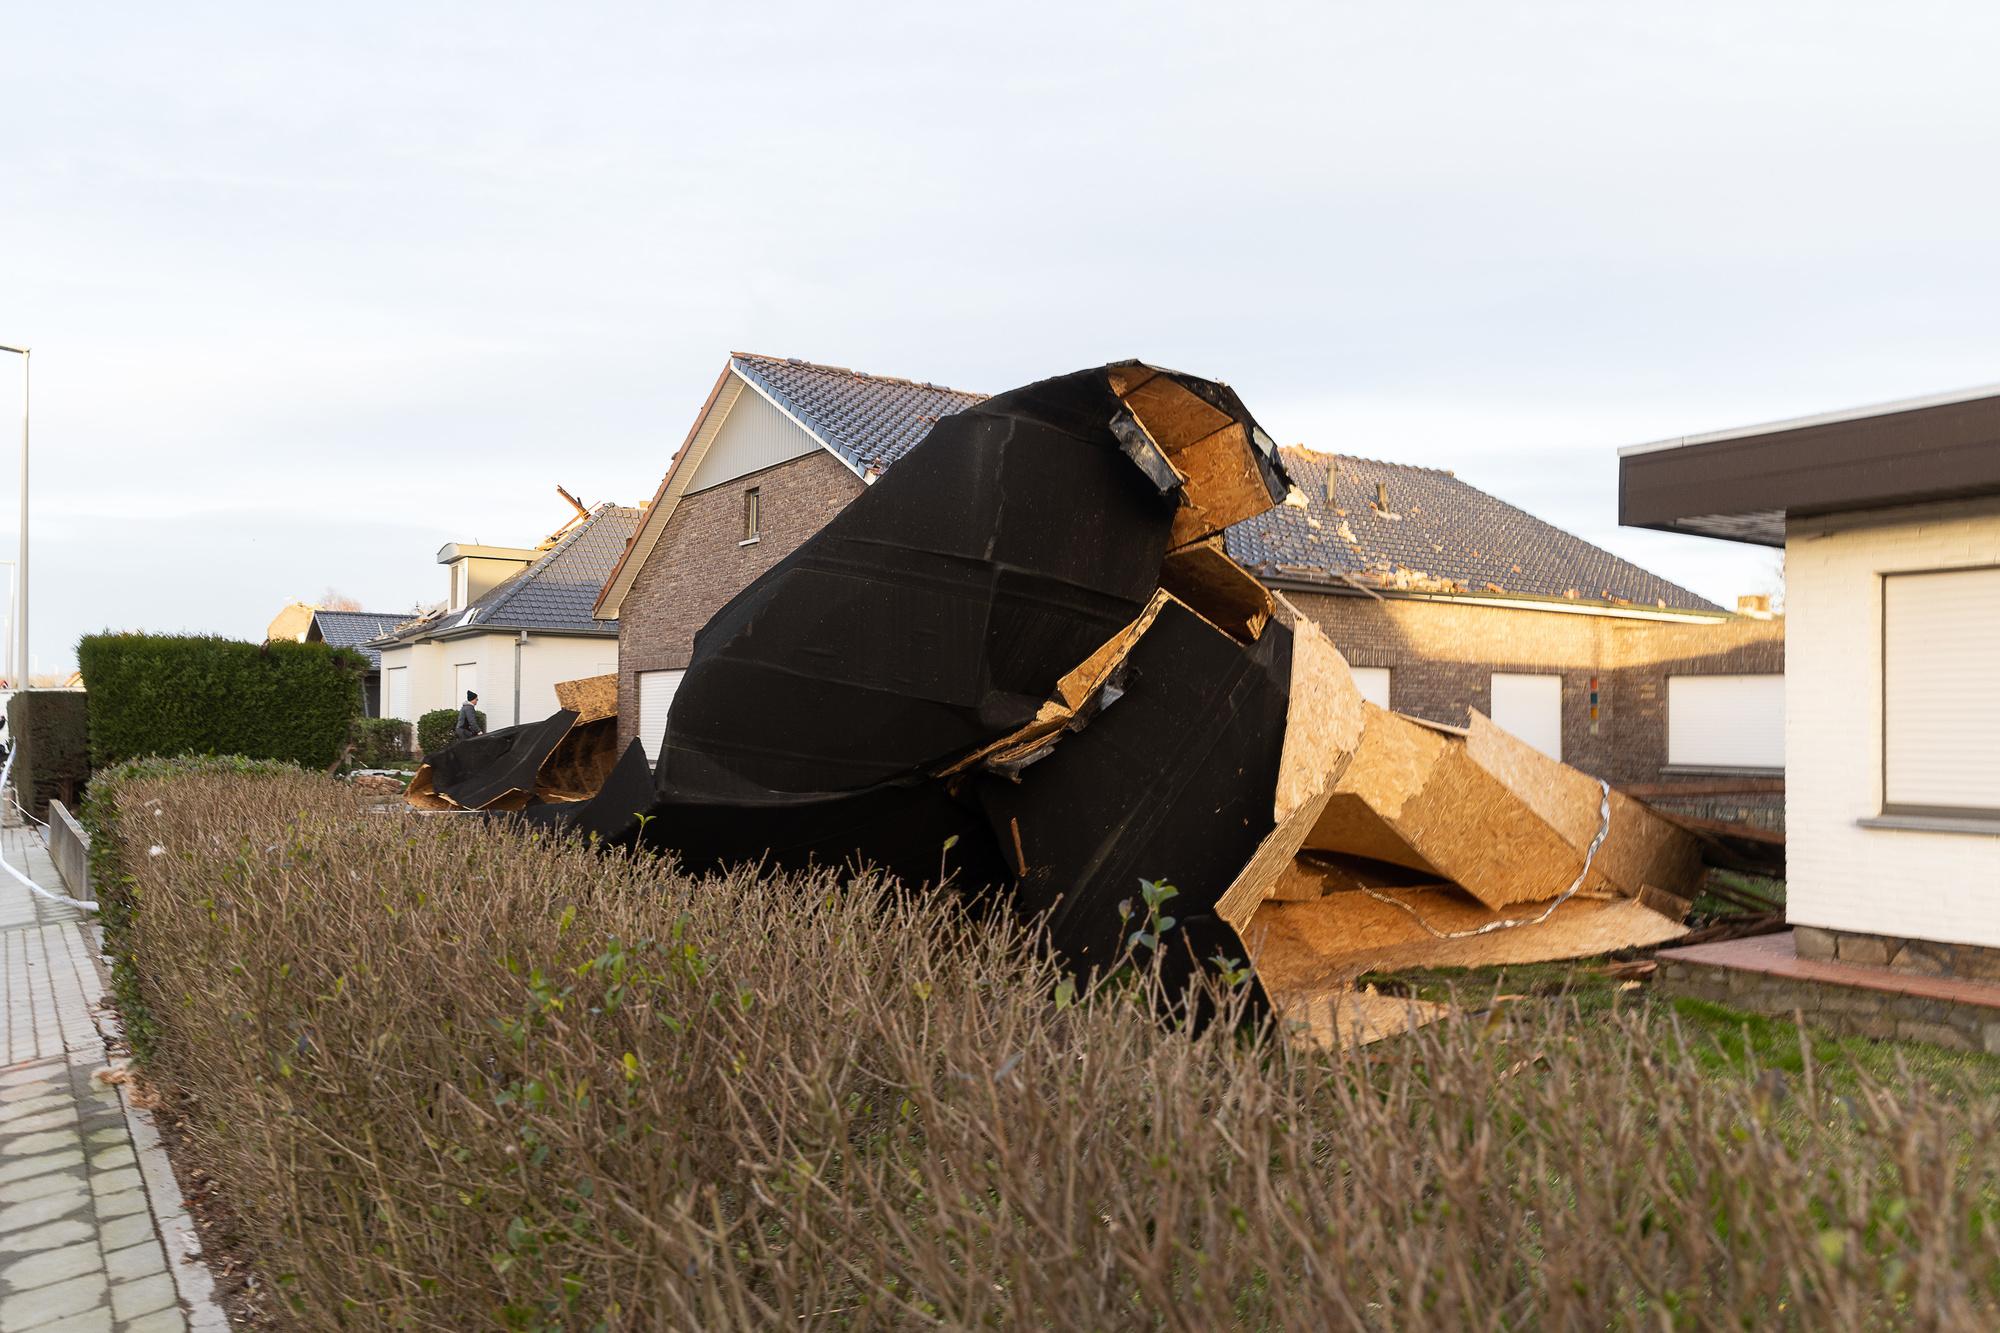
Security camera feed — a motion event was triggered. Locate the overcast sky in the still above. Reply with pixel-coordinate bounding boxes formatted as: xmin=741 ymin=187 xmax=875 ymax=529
xmin=6 ymin=2 xmax=1999 ymax=673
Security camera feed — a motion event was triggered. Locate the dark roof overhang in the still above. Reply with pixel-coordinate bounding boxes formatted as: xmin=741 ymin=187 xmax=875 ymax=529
xmin=1619 ymin=383 xmax=2000 ymax=547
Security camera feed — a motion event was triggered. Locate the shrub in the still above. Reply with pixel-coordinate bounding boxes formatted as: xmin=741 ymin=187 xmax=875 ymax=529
xmin=82 ymin=755 xmax=302 ymax=1062
xmin=417 ymin=706 xmax=483 ymax=754
xmin=350 ymin=716 xmax=412 ymax=768
xmin=6 ymin=689 xmax=89 ymax=816
xmin=109 ymin=770 xmax=2000 ymax=1329
xmin=76 ymin=633 xmax=365 ymax=769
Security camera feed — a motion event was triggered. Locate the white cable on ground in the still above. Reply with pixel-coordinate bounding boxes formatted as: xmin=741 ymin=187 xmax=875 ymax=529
xmin=1357 ymin=779 xmax=1611 ymax=941
xmin=0 ymin=750 xmax=99 ymax=912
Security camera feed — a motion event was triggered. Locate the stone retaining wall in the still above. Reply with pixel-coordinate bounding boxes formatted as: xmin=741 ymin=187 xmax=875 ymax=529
xmin=1794 ymin=925 xmax=2000 ymax=983
xmin=1657 ymin=956 xmax=2000 ymax=1054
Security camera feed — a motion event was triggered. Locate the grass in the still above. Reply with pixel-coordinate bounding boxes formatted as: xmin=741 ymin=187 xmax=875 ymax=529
xmin=1359 ymin=958 xmax=2000 ymax=1103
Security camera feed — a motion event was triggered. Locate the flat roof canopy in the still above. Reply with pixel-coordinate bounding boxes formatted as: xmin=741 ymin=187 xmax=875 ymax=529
xmin=1619 ymin=382 xmax=2000 ymax=546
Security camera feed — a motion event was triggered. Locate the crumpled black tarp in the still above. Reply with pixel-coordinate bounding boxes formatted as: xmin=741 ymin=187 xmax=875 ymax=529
xmin=539 ymin=361 xmax=1294 ymax=989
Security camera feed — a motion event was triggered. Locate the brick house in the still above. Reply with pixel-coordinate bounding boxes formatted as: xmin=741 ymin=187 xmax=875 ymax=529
xmin=594 ymin=355 xmax=1784 ymax=809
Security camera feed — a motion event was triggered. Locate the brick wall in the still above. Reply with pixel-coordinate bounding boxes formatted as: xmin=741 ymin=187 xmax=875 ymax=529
xmin=613 ymin=455 xmax=1786 ymax=794
xmin=1283 ymin=588 xmax=1785 ymax=785
xmin=616 ymin=450 xmax=864 ymax=751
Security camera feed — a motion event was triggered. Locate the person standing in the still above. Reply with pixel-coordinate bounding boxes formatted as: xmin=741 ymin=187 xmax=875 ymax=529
xmin=455 ymin=690 xmax=485 ymax=742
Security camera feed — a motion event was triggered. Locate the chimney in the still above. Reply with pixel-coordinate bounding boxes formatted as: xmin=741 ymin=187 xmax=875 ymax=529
xmin=1325 ymin=460 xmax=1339 ymax=502
xmin=1736 ymin=594 xmax=1774 ymax=619
xmin=1375 ymin=481 xmax=1388 ymax=510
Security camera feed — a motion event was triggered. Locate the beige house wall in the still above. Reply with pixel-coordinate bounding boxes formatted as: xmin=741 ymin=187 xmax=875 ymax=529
xmin=1784 ymin=497 xmax=2000 ymax=950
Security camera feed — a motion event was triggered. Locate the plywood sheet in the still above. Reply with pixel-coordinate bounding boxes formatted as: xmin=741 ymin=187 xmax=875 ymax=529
xmin=1273 ymin=617 xmax=1367 ymax=823
xmin=1159 ymin=536 xmax=1273 ymax=643
xmin=1215 ymin=757 xmax=1346 ymax=930
xmin=553 ymin=673 xmax=618 ymax=724
xmin=1243 ymin=885 xmax=1688 ymax=993
xmin=1268 ymin=985 xmax=1452 ymax=1050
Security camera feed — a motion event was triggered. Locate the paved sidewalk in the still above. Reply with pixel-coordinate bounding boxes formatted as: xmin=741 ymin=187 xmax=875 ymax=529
xmin=0 ymin=822 xmax=224 ymax=1332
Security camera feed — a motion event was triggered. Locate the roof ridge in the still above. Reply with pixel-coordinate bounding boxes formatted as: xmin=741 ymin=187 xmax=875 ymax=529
xmin=1279 ymin=445 xmax=1453 ymax=476
xmin=731 ymin=351 xmax=989 ymax=402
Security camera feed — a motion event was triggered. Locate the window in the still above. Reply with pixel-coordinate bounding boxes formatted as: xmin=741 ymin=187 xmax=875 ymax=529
xmin=1883 ymin=567 xmax=2000 ymax=815
xmin=451 ymin=562 xmax=468 ymax=610
xmin=1350 ymin=666 xmax=1391 ymax=709
xmin=1667 ymin=675 xmax=1784 ymax=769
xmin=1490 ymin=672 xmax=1562 ymax=760
xmin=742 ymin=487 xmax=761 ymax=543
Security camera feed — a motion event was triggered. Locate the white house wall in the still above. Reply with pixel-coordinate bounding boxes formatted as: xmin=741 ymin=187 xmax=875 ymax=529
xmin=383 ymin=633 xmax=618 ymax=731
xmin=513 ymin=636 xmax=618 ymax=728
xmin=1785 ymin=498 xmax=2000 ymax=950
xmin=682 ymin=376 xmax=820 ymax=494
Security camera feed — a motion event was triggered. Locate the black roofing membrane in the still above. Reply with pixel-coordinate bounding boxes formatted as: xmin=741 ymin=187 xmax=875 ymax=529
xmin=472 ymin=362 xmax=1298 ymax=991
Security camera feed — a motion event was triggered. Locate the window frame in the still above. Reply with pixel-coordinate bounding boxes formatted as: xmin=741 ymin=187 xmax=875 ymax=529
xmin=1878 ymin=564 xmax=2000 ymax=822
xmin=740 ymin=487 xmax=761 ymax=545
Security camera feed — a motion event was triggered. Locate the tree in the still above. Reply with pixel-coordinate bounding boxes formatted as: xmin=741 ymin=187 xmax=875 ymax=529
xmin=317 ymin=588 xmax=365 ymax=612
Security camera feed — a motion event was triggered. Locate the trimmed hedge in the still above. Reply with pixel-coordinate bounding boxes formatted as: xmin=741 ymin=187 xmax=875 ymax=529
xmin=6 ymin=689 xmax=89 ymax=817
xmin=351 ymin=716 xmax=413 ymax=769
xmin=77 ymin=633 xmax=365 ymax=769
xmin=417 ymin=706 xmax=483 ymax=755
xmin=82 ymin=754 xmax=298 ymax=1061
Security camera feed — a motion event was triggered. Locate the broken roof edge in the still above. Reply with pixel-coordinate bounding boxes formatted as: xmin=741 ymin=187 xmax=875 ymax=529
xmin=1256 ymin=571 xmax=1734 ymax=621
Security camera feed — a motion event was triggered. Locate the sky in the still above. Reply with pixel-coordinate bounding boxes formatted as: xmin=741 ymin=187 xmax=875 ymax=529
xmin=6 ymin=2 xmax=2000 ymax=674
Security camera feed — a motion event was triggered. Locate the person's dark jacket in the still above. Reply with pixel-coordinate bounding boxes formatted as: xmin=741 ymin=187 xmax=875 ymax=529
xmin=455 ymin=701 xmax=484 ymax=741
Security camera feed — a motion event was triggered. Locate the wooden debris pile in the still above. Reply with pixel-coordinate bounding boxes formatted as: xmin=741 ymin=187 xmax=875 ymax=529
xmin=431 ymin=362 xmax=1705 ymax=1045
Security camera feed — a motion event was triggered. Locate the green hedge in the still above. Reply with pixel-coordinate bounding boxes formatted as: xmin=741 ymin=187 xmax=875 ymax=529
xmin=82 ymin=754 xmax=298 ymax=1061
xmin=6 ymin=690 xmax=90 ymax=817
xmin=77 ymin=633 xmax=366 ymax=769
xmin=417 ymin=706 xmax=483 ymax=755
xmin=351 ymin=717 xmax=412 ymax=768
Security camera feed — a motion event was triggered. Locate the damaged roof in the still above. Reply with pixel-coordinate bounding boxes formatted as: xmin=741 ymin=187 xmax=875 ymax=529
xmin=1227 ymin=449 xmax=1720 ymax=612
xmin=729 ymin=353 xmax=988 ymax=475
xmin=385 ymin=504 xmax=640 ymax=646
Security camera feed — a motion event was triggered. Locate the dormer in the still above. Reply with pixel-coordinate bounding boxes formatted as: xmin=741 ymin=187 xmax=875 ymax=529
xmin=436 ymin=542 xmax=537 ymax=611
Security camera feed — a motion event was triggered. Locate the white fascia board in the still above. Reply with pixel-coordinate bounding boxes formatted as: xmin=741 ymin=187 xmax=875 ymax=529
xmin=1618 ymin=381 xmax=2000 ymax=458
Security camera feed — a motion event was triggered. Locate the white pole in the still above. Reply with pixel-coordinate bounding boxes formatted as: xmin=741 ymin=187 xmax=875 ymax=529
xmin=0 ymin=347 xmax=24 ymax=690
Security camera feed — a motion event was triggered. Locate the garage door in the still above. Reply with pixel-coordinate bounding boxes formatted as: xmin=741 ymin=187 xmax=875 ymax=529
xmin=638 ymin=669 xmax=685 ymax=763
xmin=1668 ymin=675 xmax=1784 ymax=769
xmin=1490 ymin=673 xmax=1562 ymax=760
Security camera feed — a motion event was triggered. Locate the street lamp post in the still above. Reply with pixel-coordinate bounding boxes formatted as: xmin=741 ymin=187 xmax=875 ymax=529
xmin=0 ymin=346 xmax=24 ymax=686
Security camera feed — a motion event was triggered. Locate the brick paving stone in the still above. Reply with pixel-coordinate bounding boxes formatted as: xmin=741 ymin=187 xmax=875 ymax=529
xmin=0 ymin=1237 xmax=102 ymax=1290
xmin=108 ymin=1271 xmax=176 ymax=1322
xmin=0 ymin=825 xmax=204 ymax=1331
xmin=0 ymin=1269 xmax=108 ymax=1331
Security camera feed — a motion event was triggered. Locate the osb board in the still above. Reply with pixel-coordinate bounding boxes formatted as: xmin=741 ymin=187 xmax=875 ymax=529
xmin=1162 ymin=422 xmax=1279 ymax=546
xmin=1296 ymin=851 xmax=1458 ymax=895
xmin=1159 ymin=536 xmax=1272 ymax=643
xmin=1322 ymin=705 xmax=1445 ymax=823
xmin=1464 ymin=712 xmax=1701 ymax=903
xmin=553 ymin=673 xmax=618 ymax=724
xmin=1242 ymin=884 xmax=1688 ymax=992
xmin=1214 ymin=755 xmax=1348 ymax=931
xmin=1304 ymin=794 xmax=1438 ymax=873
xmin=938 ymin=592 xmax=1172 ymax=778
xmin=1463 ymin=712 xmax=1602 ymax=846
xmin=1381 ymin=743 xmax=1604 ymax=910
xmin=1267 ymin=985 xmax=1451 ymax=1050
xmin=1273 ymin=617 xmax=1367 ymax=823
xmin=403 ymin=766 xmax=456 ymax=811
